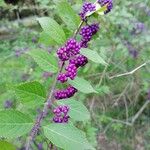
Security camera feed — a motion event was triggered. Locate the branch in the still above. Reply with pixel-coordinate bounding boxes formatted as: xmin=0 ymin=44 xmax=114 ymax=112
xmin=25 ymin=20 xmax=85 ymax=150
xmin=25 ymin=1 xmax=100 ymax=148
xmin=131 ymin=100 xmax=150 ymax=124
xmin=109 ymin=61 xmax=149 ymax=79
xmin=73 ymin=21 xmax=84 ymax=38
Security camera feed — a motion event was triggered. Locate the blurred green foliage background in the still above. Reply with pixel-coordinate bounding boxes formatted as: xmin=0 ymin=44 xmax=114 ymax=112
xmin=0 ymin=0 xmax=150 ymax=149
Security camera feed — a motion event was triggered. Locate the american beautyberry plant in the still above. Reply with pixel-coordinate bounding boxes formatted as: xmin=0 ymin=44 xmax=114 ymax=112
xmin=0 ymin=0 xmax=113 ymax=150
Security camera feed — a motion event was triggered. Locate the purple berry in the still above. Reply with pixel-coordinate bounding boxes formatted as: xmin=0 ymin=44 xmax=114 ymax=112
xmin=53 ymin=105 xmax=70 ymax=123
xmin=57 ymin=73 xmax=68 ymax=83
xmin=80 ymin=40 xmax=88 ymax=48
xmin=90 ymin=23 xmax=100 ymax=34
xmin=98 ymin=0 xmax=113 ymax=14
xmin=54 ymin=86 xmax=77 ymax=100
xmin=57 ymin=38 xmax=81 ymax=61
xmin=76 ymin=55 xmax=88 ymax=67
xmin=80 ymin=23 xmax=99 ymax=45
xmin=65 ymin=63 xmax=77 ymax=80
xmin=69 ymin=55 xmax=88 ymax=68
xmin=66 ymin=86 xmax=77 ymax=98
xmin=65 ymin=38 xmax=81 ymax=56
xmin=79 ymin=2 xmax=96 ymax=20
xmin=57 ymin=46 xmax=69 ymax=61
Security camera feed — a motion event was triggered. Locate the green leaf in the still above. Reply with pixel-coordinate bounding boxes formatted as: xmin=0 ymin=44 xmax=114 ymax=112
xmin=95 ymin=3 xmax=108 ymax=16
xmin=86 ymin=3 xmax=107 ymax=17
xmin=0 ymin=141 xmax=16 ymax=150
xmin=37 ymin=17 xmax=66 ymax=45
xmin=57 ymin=99 xmax=90 ymax=121
xmin=80 ymin=48 xmax=107 ymax=66
xmin=57 ymin=1 xmax=80 ymax=30
xmin=39 ymin=31 xmax=56 ymax=46
xmin=43 ymin=124 xmax=94 ymax=150
xmin=27 ymin=49 xmax=58 ymax=73
xmin=0 ymin=110 xmax=33 ymax=138
xmin=68 ymin=77 xmax=97 ymax=94
xmin=15 ymin=81 xmax=46 ymax=103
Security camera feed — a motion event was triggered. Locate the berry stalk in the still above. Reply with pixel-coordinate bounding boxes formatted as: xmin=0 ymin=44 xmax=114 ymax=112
xmin=25 ymin=16 xmax=86 ymax=150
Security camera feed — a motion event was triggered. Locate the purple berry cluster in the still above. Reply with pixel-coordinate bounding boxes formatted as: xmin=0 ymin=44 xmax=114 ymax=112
xmin=57 ymin=73 xmax=68 ymax=83
xmin=79 ymin=2 xmax=96 ymax=20
xmin=98 ymin=0 xmax=113 ymax=14
xmin=53 ymin=105 xmax=70 ymax=123
xmin=53 ymin=0 xmax=113 ymax=124
xmin=69 ymin=55 xmax=88 ymax=68
xmin=56 ymin=23 xmax=99 ymax=100
xmin=57 ymin=38 xmax=81 ymax=61
xmin=65 ymin=63 xmax=77 ymax=80
xmin=80 ymin=23 xmax=100 ymax=48
xmin=54 ymin=86 xmax=77 ymax=100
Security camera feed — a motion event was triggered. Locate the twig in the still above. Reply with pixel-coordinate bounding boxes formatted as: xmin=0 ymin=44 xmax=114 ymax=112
xmin=110 ymin=118 xmax=132 ymax=126
xmin=131 ymin=100 xmax=150 ymax=124
xmin=73 ymin=21 xmax=84 ymax=38
xmin=98 ymin=52 xmax=113 ymax=86
xmin=123 ymin=95 xmax=129 ymax=122
xmin=109 ymin=62 xmax=149 ymax=79
xmin=112 ymin=83 xmax=130 ymax=107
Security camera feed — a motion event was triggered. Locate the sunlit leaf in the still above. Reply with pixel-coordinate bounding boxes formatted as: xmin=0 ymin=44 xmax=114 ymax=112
xmin=57 ymin=99 xmax=90 ymax=121
xmin=68 ymin=77 xmax=98 ymax=94
xmin=43 ymin=124 xmax=95 ymax=150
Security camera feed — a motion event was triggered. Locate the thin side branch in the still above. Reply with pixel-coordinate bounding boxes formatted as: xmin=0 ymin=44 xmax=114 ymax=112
xmin=131 ymin=100 xmax=150 ymax=124
xmin=109 ymin=61 xmax=149 ymax=79
xmin=73 ymin=21 xmax=84 ymax=38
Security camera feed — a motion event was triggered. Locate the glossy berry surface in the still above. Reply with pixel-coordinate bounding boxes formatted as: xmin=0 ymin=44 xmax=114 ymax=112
xmin=65 ymin=63 xmax=77 ymax=80
xmin=80 ymin=23 xmax=99 ymax=47
xmin=57 ymin=38 xmax=81 ymax=61
xmin=69 ymin=55 xmax=88 ymax=68
xmin=53 ymin=105 xmax=70 ymax=123
xmin=54 ymin=86 xmax=77 ymax=100
xmin=57 ymin=73 xmax=68 ymax=83
xmin=79 ymin=2 xmax=96 ymax=20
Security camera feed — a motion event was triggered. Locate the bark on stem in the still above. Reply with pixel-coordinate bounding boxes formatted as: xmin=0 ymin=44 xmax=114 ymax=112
xmin=25 ymin=20 xmax=85 ymax=150
xmin=25 ymin=62 xmax=64 ymax=150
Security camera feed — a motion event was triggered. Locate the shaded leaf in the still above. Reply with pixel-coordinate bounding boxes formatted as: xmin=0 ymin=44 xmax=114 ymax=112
xmin=39 ymin=31 xmax=56 ymax=46
xmin=37 ymin=17 xmax=66 ymax=44
xmin=57 ymin=1 xmax=80 ymax=30
xmin=57 ymin=99 xmax=90 ymax=121
xmin=0 ymin=141 xmax=16 ymax=150
xmin=0 ymin=110 xmax=33 ymax=138
xmin=15 ymin=81 xmax=46 ymax=103
xmin=27 ymin=49 xmax=58 ymax=73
